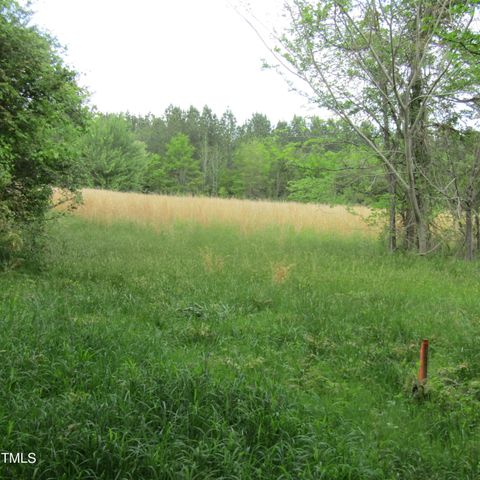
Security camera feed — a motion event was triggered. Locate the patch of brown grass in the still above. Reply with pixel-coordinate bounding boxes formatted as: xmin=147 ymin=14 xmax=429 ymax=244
xmin=67 ymin=188 xmax=378 ymax=237
xmin=271 ymin=263 xmax=295 ymax=284
xmin=201 ymin=249 xmax=225 ymax=273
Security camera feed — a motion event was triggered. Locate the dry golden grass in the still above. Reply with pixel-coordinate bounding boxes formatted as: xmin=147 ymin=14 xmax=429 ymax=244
xmin=62 ymin=188 xmax=378 ymax=237
xmin=201 ymin=248 xmax=225 ymax=273
xmin=271 ymin=263 xmax=296 ymax=284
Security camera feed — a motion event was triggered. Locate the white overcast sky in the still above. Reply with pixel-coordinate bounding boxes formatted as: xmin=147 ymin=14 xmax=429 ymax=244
xmin=29 ymin=0 xmax=319 ymax=124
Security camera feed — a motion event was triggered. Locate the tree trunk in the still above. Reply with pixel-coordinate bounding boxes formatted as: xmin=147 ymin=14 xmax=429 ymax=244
xmin=416 ymin=195 xmax=430 ymax=255
xmin=405 ymin=207 xmax=416 ymax=250
xmin=388 ymin=170 xmax=397 ymax=251
xmin=465 ymin=205 xmax=474 ymax=261
xmin=405 ymin=9 xmax=431 ymax=255
xmin=202 ymin=134 xmax=208 ymax=191
xmin=417 ymin=218 xmax=428 ymax=255
xmin=475 ymin=212 xmax=480 ymax=253
xmin=404 ymin=113 xmax=425 ymax=253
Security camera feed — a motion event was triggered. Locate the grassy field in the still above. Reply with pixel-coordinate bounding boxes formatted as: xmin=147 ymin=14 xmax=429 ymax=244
xmin=63 ymin=188 xmax=377 ymax=236
xmin=1 ymin=193 xmax=479 ymax=479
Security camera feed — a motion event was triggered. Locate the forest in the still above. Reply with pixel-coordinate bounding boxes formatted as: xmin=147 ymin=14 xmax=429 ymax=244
xmin=80 ymin=109 xmax=383 ymax=205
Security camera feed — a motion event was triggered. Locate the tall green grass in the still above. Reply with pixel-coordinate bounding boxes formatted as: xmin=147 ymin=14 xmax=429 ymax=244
xmin=0 ymin=217 xmax=479 ymax=479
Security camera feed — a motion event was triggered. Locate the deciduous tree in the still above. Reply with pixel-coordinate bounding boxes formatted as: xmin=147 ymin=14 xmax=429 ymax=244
xmin=0 ymin=0 xmax=88 ymax=265
xmin=270 ymin=0 xmax=479 ymax=253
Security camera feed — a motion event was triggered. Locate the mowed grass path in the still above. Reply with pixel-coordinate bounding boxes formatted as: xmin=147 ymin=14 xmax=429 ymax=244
xmin=1 ymin=217 xmax=480 ymax=479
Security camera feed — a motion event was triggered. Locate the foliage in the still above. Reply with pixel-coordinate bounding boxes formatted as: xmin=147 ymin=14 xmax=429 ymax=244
xmin=0 ymin=0 xmax=88 ymax=266
xmin=161 ymin=133 xmax=200 ymax=193
xmin=272 ymin=0 xmax=480 ymax=254
xmin=80 ymin=114 xmax=153 ymax=191
xmin=122 ymin=108 xmax=387 ymax=206
xmin=230 ymin=139 xmax=273 ymax=198
xmin=287 ymin=140 xmax=387 ymax=206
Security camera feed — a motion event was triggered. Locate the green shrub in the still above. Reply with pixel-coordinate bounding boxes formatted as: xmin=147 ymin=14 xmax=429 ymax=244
xmin=0 ymin=0 xmax=89 ymax=267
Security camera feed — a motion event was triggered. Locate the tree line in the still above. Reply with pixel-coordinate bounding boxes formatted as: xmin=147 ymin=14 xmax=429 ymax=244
xmin=79 ymin=108 xmax=385 ymax=206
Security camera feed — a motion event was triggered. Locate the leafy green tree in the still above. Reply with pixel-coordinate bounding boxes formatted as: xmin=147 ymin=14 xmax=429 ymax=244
xmin=288 ymin=142 xmax=385 ymax=206
xmin=231 ymin=140 xmax=272 ymax=198
xmin=0 ymin=0 xmax=88 ymax=265
xmin=230 ymin=138 xmax=294 ymax=199
xmin=217 ymin=109 xmax=239 ymax=196
xmin=273 ymin=0 xmax=480 ymax=253
xmin=162 ymin=133 xmax=200 ymax=193
xmin=198 ymin=106 xmax=222 ymax=195
xmin=240 ymin=113 xmax=272 ymax=140
xmin=264 ymin=140 xmax=297 ymax=199
xmin=127 ymin=113 xmax=167 ymax=158
xmin=80 ymin=114 xmax=152 ymax=191
xmin=432 ymin=127 xmax=480 ymax=260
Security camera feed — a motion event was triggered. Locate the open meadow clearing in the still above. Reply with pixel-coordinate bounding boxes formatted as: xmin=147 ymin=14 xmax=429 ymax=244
xmin=67 ymin=188 xmax=378 ymax=236
xmin=2 ymin=0 xmax=479 ymax=477
xmin=0 ymin=191 xmax=479 ymax=479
